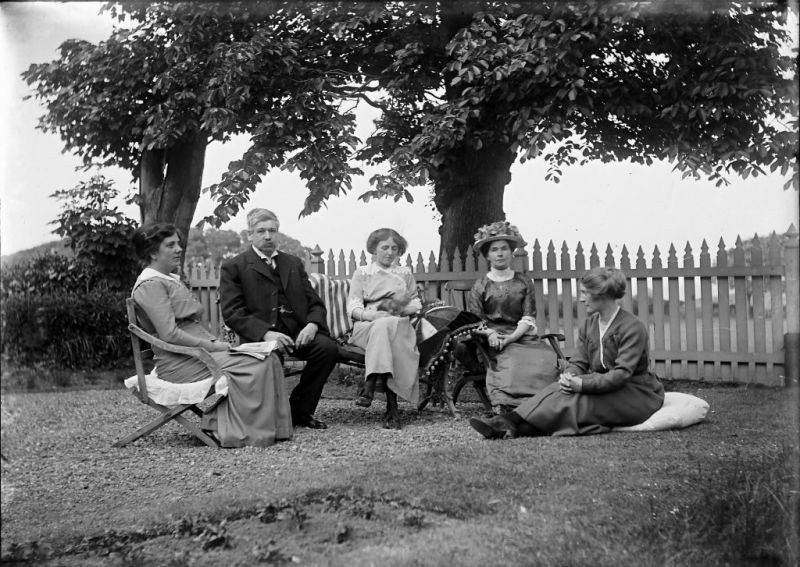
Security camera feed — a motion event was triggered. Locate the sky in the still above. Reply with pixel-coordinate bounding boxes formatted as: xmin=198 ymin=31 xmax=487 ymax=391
xmin=1 ymin=2 xmax=798 ymax=263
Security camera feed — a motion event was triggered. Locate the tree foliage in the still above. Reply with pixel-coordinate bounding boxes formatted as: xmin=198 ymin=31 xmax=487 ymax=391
xmin=49 ymin=175 xmax=139 ymax=290
xmin=23 ymin=1 xmax=798 ymax=256
xmin=185 ymin=227 xmax=241 ymax=265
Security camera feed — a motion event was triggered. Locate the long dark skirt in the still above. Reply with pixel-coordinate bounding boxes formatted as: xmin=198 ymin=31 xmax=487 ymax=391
xmin=515 ymin=374 xmax=664 ymax=436
xmin=158 ymin=350 xmax=293 ymax=448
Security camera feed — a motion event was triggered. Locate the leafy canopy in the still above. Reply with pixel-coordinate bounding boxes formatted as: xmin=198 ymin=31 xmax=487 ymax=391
xmin=23 ymin=1 xmax=798 ymax=231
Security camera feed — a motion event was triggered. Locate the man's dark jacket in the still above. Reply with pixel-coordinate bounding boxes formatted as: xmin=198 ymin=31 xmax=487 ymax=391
xmin=219 ymin=248 xmax=330 ymax=342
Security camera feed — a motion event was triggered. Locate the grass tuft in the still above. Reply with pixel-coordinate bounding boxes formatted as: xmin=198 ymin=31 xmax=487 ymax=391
xmin=641 ymin=443 xmax=799 ymax=566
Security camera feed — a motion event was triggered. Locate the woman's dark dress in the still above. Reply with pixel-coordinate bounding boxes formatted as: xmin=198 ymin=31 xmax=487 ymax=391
xmin=468 ymin=273 xmax=557 ymax=408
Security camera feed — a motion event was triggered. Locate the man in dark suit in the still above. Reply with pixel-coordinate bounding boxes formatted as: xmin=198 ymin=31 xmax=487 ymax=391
xmin=219 ymin=208 xmax=338 ymax=429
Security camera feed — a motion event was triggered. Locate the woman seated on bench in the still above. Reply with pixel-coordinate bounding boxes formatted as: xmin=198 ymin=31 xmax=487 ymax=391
xmin=469 ymin=267 xmax=665 ymax=439
xmin=455 ymin=221 xmax=556 ymax=414
xmin=347 ymin=228 xmax=421 ymax=429
xmin=131 ymin=223 xmax=292 ymax=448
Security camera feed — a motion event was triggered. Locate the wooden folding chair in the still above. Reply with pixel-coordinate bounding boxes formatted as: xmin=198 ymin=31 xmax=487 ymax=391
xmin=113 ymin=298 xmax=222 ymax=448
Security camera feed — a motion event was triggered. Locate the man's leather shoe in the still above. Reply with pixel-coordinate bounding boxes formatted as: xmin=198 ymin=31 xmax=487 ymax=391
xmin=468 ymin=415 xmax=515 ymax=439
xmin=295 ymin=417 xmax=328 ymax=429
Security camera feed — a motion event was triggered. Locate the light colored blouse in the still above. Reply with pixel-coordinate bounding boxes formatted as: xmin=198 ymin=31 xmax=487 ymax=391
xmin=131 ymin=268 xmax=220 ymax=351
xmin=347 ymin=263 xmax=422 ymax=319
xmin=598 ymin=305 xmax=621 ymax=369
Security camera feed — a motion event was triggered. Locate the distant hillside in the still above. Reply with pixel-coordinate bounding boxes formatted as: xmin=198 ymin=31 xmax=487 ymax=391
xmin=2 ymin=231 xmax=313 ymax=270
xmin=1 ymin=239 xmax=73 ymax=267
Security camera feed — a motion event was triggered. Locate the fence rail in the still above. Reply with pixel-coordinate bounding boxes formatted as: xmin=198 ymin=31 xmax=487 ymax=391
xmin=189 ymin=225 xmax=799 ymax=386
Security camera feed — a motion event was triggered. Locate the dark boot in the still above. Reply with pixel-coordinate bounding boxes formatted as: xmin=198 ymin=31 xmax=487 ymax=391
xmin=468 ymin=414 xmax=517 ymax=439
xmin=514 ymin=421 xmax=544 ymax=437
xmin=355 ymin=374 xmax=378 ymax=407
xmin=383 ymin=376 xmax=401 ymax=430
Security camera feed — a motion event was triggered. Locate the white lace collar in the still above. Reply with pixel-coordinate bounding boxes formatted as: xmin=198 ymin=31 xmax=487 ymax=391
xmin=487 ymin=267 xmax=515 ymax=282
xmin=364 ymin=262 xmax=406 ymax=275
xmin=134 ymin=267 xmax=181 ymax=287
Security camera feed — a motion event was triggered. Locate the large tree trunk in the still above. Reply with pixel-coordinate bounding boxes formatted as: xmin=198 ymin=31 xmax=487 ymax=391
xmin=139 ymin=134 xmax=208 ymax=266
xmin=434 ymin=142 xmax=517 ymax=265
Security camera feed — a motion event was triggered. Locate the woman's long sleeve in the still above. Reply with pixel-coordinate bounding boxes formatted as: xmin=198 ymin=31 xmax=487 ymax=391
xmin=467 ymin=280 xmax=486 ymax=320
xmin=132 ymin=280 xmax=219 ymax=350
xmin=565 ymin=322 xmax=591 ymax=376
xmin=404 ymin=272 xmax=422 ymax=313
xmin=347 ymin=269 xmax=366 ymax=319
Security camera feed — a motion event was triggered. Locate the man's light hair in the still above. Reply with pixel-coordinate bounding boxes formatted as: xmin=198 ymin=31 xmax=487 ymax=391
xmin=247 ymin=208 xmax=279 ymax=229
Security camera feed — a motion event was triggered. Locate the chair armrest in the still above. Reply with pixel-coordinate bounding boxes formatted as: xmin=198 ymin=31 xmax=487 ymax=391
xmin=540 ymin=333 xmax=567 ymax=369
xmin=128 ymin=323 xmax=225 ymax=383
xmin=541 ymin=332 xmax=565 ymax=342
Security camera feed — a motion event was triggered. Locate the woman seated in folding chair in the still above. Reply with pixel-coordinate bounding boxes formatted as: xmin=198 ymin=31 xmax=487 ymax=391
xmin=468 ymin=267 xmax=665 ymax=439
xmin=454 ymin=221 xmax=558 ymax=415
xmin=131 ymin=223 xmax=292 ymax=448
xmin=347 ymin=228 xmax=421 ymax=430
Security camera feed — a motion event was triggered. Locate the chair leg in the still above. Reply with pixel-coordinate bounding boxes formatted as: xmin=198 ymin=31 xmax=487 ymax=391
xmin=474 ymin=380 xmax=493 ymax=413
xmin=174 ymin=414 xmax=220 ymax=448
xmin=113 ymin=403 xmax=205 ymax=448
xmin=417 ymin=361 xmax=459 ymax=418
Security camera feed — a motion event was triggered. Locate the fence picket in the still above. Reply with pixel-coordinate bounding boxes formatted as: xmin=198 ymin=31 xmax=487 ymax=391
xmin=768 ymin=233 xmax=785 ymax=360
xmin=651 ymin=246 xmax=667 ymax=378
xmin=667 ymin=244 xmax=683 ymax=378
xmin=348 ymin=250 xmax=357 ymax=275
xmin=326 ymin=250 xmax=336 ymax=276
xmin=733 ymin=237 xmax=749 ymax=380
xmin=589 ymin=243 xmax=600 ymax=268
xmin=699 ymin=240 xmax=716 ymax=380
xmin=716 ymin=239 xmax=733 ymax=381
xmin=621 ymin=245 xmax=633 ymax=312
xmin=561 ymin=242 xmax=575 ymax=350
xmin=452 ymin=246 xmax=463 ymax=272
xmin=683 ymin=243 xmax=698 ymax=380
xmin=531 ymin=240 xmax=546 ymax=333
xmin=575 ymin=243 xmax=587 ymax=326
xmin=635 ymin=247 xmax=650 ymax=346
xmin=749 ymin=236 xmax=767 ymax=382
xmin=545 ymin=241 xmax=559 ymax=334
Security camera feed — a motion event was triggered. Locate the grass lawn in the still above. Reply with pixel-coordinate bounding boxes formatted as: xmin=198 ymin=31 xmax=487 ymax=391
xmin=1 ymin=375 xmax=798 ymax=566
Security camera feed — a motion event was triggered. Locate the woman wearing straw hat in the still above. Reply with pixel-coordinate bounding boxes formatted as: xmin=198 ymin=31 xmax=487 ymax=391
xmin=458 ymin=220 xmax=559 ymax=414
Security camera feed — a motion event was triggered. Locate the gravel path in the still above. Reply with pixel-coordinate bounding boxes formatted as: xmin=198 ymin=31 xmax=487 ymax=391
xmin=0 ymin=386 xmax=488 ymax=551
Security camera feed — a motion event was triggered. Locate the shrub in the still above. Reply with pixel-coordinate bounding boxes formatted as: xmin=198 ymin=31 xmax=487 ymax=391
xmin=1 ymin=253 xmax=95 ymax=298
xmin=49 ymin=174 xmax=139 ymax=291
xmin=2 ymin=288 xmax=131 ymax=369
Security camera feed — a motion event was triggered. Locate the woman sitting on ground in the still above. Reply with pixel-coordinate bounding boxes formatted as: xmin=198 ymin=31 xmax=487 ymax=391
xmin=347 ymin=228 xmax=421 ymax=429
xmin=469 ymin=266 xmax=665 ymax=439
xmin=455 ymin=220 xmax=556 ymax=414
xmin=131 ymin=223 xmax=292 ymax=448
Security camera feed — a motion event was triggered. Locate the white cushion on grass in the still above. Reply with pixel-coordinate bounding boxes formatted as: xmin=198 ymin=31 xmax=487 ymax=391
xmin=613 ymin=391 xmax=709 ymax=432
xmin=124 ymin=372 xmax=228 ymax=408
